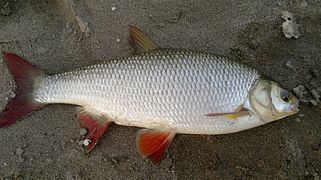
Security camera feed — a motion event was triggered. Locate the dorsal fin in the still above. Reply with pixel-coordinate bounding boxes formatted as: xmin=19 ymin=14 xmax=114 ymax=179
xmin=128 ymin=25 xmax=159 ymax=53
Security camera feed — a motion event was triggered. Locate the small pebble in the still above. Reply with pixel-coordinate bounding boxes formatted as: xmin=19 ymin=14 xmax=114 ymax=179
xmin=78 ymin=140 xmax=84 ymax=146
xmin=111 ymin=158 xmax=118 ymax=164
xmin=149 ymin=14 xmax=156 ymax=21
xmin=295 ymin=117 xmax=301 ymax=123
xmin=83 ymin=139 xmax=91 ymax=146
xmin=158 ymin=23 xmax=165 ymax=27
xmin=285 ymin=60 xmax=295 ymax=71
xmin=293 ymin=85 xmax=307 ymax=100
xmin=16 ymin=147 xmax=24 ymax=155
xmin=310 ymin=100 xmax=318 ymax=106
xmin=311 ymin=90 xmax=320 ymax=102
xmin=116 ymin=38 xmax=120 ymax=42
xmin=281 ymin=11 xmax=300 ymax=39
xmin=79 ymin=128 xmax=87 ymax=136
xmin=9 ymin=91 xmax=16 ymax=98
xmin=160 ymin=157 xmax=173 ymax=169
xmin=75 ymin=16 xmax=90 ymax=36
xmin=111 ymin=6 xmax=116 ymax=11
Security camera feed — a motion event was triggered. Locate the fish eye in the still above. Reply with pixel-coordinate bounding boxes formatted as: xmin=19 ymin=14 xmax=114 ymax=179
xmin=280 ymin=90 xmax=291 ymax=102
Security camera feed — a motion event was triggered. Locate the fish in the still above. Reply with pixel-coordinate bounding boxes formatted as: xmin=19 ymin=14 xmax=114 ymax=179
xmin=0 ymin=26 xmax=299 ymax=163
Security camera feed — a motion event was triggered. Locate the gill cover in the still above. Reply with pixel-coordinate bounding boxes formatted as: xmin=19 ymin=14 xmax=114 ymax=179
xmin=249 ymin=80 xmax=299 ymax=122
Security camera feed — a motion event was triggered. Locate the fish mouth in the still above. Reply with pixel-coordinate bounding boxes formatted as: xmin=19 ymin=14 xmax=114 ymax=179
xmin=290 ymin=104 xmax=300 ymax=114
xmin=286 ymin=106 xmax=299 ymax=116
xmin=292 ymin=107 xmax=299 ymax=113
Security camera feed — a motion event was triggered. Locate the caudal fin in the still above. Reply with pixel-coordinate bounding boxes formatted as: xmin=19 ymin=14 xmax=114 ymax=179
xmin=0 ymin=52 xmax=46 ymax=127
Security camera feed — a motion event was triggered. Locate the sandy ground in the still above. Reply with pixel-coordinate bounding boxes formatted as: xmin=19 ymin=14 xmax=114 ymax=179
xmin=0 ymin=0 xmax=321 ymax=179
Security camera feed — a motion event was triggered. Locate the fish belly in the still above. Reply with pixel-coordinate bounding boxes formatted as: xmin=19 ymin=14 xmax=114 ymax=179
xmin=34 ymin=49 xmax=260 ymax=134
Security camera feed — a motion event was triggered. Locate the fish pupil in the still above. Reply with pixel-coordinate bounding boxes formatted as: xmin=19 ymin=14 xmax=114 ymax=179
xmin=281 ymin=90 xmax=290 ymax=102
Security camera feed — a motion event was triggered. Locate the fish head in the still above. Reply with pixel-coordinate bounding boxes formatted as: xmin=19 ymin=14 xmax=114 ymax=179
xmin=249 ymin=79 xmax=299 ymax=122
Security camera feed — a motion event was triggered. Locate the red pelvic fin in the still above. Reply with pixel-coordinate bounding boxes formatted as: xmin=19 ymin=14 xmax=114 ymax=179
xmin=136 ymin=129 xmax=175 ymax=164
xmin=77 ymin=109 xmax=111 ymax=152
xmin=0 ymin=52 xmax=46 ymax=128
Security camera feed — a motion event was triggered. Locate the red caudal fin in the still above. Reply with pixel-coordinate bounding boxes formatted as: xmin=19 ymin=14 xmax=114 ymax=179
xmin=136 ymin=129 xmax=176 ymax=164
xmin=77 ymin=108 xmax=112 ymax=152
xmin=0 ymin=52 xmax=46 ymax=127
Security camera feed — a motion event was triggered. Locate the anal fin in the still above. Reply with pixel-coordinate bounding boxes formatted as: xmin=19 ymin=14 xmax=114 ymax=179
xmin=136 ymin=129 xmax=175 ymax=164
xmin=77 ymin=108 xmax=112 ymax=152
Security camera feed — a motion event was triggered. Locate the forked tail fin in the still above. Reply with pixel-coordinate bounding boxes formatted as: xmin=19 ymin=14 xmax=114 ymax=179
xmin=0 ymin=52 xmax=46 ymax=127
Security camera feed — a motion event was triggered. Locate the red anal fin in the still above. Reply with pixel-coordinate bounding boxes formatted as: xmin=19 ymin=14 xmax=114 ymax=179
xmin=77 ymin=109 xmax=111 ymax=152
xmin=136 ymin=129 xmax=175 ymax=164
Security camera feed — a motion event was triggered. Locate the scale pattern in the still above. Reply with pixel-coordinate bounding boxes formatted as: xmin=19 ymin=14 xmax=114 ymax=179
xmin=34 ymin=49 xmax=260 ymax=134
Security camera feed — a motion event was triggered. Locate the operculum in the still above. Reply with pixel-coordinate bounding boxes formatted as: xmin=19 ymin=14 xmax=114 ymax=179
xmin=249 ymin=80 xmax=274 ymax=122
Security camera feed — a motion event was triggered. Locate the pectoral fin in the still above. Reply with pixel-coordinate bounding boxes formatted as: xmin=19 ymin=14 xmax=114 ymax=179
xmin=77 ymin=108 xmax=112 ymax=152
xmin=129 ymin=25 xmax=159 ymax=53
xmin=206 ymin=110 xmax=250 ymax=120
xmin=223 ymin=111 xmax=250 ymax=120
xmin=136 ymin=129 xmax=175 ymax=163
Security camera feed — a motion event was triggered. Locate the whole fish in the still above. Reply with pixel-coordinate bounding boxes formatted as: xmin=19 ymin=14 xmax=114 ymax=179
xmin=0 ymin=26 xmax=299 ymax=163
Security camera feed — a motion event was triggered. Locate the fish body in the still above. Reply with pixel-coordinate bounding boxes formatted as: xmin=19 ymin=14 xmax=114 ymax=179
xmin=34 ymin=49 xmax=260 ymax=134
xmin=0 ymin=26 xmax=299 ymax=163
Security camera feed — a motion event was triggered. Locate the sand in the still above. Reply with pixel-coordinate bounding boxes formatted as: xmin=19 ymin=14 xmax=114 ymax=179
xmin=0 ymin=0 xmax=320 ymax=179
